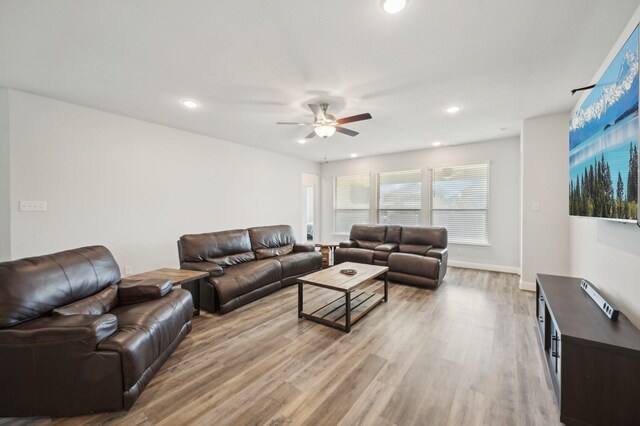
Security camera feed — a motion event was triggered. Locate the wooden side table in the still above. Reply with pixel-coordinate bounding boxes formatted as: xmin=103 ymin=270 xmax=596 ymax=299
xmin=125 ymin=268 xmax=209 ymax=316
xmin=314 ymin=243 xmax=340 ymax=268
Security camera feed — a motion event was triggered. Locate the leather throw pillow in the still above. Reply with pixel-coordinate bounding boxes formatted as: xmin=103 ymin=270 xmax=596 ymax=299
xmin=255 ymin=244 xmax=294 ymax=260
xmin=53 ymin=284 xmax=118 ymax=316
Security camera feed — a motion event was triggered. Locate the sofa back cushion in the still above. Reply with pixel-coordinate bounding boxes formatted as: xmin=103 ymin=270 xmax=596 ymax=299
xmin=53 ymin=284 xmax=118 ymax=316
xmin=400 ymin=226 xmax=448 ymax=250
xmin=349 ymin=225 xmax=386 ymax=250
xmin=179 ymin=229 xmax=255 ymax=267
xmin=385 ymin=226 xmax=402 ymax=244
xmin=0 ymin=246 xmax=121 ymax=328
xmin=248 ymin=225 xmax=296 ymax=258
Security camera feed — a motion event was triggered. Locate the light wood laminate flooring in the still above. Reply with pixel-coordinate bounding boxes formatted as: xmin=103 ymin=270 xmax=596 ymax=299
xmin=0 ymin=267 xmax=561 ymax=425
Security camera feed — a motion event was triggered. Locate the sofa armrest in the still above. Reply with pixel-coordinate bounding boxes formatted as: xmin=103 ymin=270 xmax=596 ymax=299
xmin=375 ymin=243 xmax=398 ymax=252
xmin=181 ymin=261 xmax=224 ymax=277
xmin=425 ymin=247 xmax=448 ymax=260
xmin=339 ymin=240 xmax=357 ymax=248
xmin=0 ymin=314 xmax=117 ymax=347
xmin=118 ymin=278 xmax=173 ymax=305
xmin=293 ymin=243 xmax=315 ymax=253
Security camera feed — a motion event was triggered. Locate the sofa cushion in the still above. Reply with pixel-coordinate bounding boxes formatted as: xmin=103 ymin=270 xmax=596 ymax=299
xmin=385 ymin=226 xmax=402 ymax=244
xmin=399 ymin=244 xmax=433 ymax=256
xmin=209 ymin=259 xmax=282 ymax=307
xmin=388 ymin=252 xmax=440 ymax=279
xmin=400 ymin=226 xmax=447 ymax=248
xmin=277 ymin=252 xmax=322 ymax=278
xmin=0 ymin=246 xmax=121 ymax=328
xmin=349 ymin=225 xmax=386 ymax=249
xmin=53 ymin=284 xmax=118 ymax=316
xmin=98 ymin=289 xmax=193 ymax=390
xmin=248 ymin=225 xmax=296 ymax=251
xmin=255 ymin=243 xmax=294 ymax=260
xmin=207 ymin=252 xmax=256 ymax=267
xmin=179 ymin=229 xmax=252 ymax=262
xmin=334 ymin=248 xmax=374 ymax=265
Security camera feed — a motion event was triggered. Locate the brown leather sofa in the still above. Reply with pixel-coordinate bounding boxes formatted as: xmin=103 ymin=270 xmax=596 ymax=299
xmin=178 ymin=225 xmax=322 ymax=314
xmin=335 ymin=224 xmax=448 ymax=288
xmin=0 ymin=246 xmax=193 ymax=417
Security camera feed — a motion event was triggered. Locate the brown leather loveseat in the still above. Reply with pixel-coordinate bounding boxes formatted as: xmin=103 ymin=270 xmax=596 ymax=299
xmin=0 ymin=246 xmax=193 ymax=417
xmin=178 ymin=225 xmax=322 ymax=314
xmin=335 ymin=224 xmax=448 ymax=288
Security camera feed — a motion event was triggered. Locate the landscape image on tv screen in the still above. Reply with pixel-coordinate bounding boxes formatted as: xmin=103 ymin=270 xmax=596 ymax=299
xmin=569 ymin=26 xmax=639 ymax=221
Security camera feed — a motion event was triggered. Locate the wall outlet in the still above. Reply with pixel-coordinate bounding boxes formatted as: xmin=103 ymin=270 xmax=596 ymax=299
xmin=124 ymin=266 xmax=133 ymax=276
xmin=19 ymin=200 xmax=47 ymax=212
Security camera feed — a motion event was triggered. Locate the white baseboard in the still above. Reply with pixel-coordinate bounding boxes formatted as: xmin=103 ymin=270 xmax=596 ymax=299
xmin=448 ymin=260 xmax=521 ymax=275
xmin=519 ymin=280 xmax=536 ymax=292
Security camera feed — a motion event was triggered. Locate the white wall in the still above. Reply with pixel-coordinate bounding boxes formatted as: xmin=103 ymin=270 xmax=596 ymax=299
xmin=320 ymin=137 xmax=521 ymax=273
xmin=569 ymin=8 xmax=640 ymax=327
xmin=0 ymin=88 xmax=9 ymax=261
xmin=8 ymin=90 xmax=319 ymax=273
xmin=520 ymin=113 xmax=570 ymax=290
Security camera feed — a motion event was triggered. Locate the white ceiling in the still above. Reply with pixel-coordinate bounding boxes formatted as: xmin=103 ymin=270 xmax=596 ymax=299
xmin=1 ymin=0 xmax=638 ymax=162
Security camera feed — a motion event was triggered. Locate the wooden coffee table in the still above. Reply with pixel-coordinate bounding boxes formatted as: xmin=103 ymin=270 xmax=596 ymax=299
xmin=297 ymin=262 xmax=388 ymax=333
xmin=125 ymin=268 xmax=209 ymax=316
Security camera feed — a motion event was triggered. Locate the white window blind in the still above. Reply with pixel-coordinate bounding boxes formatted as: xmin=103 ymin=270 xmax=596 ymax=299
xmin=334 ymin=174 xmax=370 ymax=233
xmin=430 ymin=163 xmax=489 ymax=245
xmin=377 ymin=169 xmax=422 ymax=226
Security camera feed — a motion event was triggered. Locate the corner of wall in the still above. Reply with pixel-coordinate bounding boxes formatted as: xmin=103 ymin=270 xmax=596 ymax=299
xmin=0 ymin=87 xmax=10 ymax=261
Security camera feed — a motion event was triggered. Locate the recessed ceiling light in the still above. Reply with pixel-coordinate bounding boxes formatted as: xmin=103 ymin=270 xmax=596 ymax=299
xmin=181 ymin=99 xmax=199 ymax=109
xmin=433 ymin=141 xmax=442 ymax=146
xmin=350 ymin=153 xmax=358 ymax=158
xmin=381 ymin=0 xmax=407 ymax=14
xmin=297 ymin=139 xmax=306 ymax=144
xmin=446 ymin=105 xmax=461 ymax=114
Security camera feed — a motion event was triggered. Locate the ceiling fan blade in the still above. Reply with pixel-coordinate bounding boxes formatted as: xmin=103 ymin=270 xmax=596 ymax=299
xmin=305 ymin=130 xmax=317 ymax=139
xmin=276 ymin=122 xmax=311 ymax=125
xmin=336 ymin=113 xmax=372 ymax=125
xmin=308 ymin=104 xmax=326 ymax=121
xmin=335 ymin=126 xmax=359 ymax=137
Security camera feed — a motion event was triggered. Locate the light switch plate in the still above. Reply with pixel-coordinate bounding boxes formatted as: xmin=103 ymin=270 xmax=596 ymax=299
xmin=19 ymin=201 xmax=47 ymax=212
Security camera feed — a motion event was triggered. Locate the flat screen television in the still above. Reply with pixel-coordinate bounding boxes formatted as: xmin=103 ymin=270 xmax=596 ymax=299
xmin=569 ymin=25 xmax=638 ymax=223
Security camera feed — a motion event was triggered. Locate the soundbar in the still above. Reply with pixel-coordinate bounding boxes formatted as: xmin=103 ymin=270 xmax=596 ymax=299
xmin=580 ymin=279 xmax=619 ymax=320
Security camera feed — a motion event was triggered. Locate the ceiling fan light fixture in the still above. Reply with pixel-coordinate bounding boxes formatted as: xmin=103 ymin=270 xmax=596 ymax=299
xmin=314 ymin=125 xmax=336 ymax=138
xmin=381 ymin=0 xmax=407 ymax=14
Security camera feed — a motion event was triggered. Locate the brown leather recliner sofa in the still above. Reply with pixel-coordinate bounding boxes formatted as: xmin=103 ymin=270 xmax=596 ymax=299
xmin=335 ymin=224 xmax=448 ymax=288
xmin=0 ymin=246 xmax=193 ymax=417
xmin=178 ymin=224 xmax=322 ymax=314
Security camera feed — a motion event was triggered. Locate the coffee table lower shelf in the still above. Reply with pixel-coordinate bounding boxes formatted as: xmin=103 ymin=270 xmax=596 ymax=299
xmin=299 ymin=290 xmax=384 ymax=332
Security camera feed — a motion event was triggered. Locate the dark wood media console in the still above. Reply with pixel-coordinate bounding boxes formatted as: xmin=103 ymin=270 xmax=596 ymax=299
xmin=536 ymin=274 xmax=640 ymax=425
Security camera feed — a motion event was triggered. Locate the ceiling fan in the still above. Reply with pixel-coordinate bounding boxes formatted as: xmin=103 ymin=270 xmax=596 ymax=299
xmin=277 ymin=103 xmax=372 ymax=139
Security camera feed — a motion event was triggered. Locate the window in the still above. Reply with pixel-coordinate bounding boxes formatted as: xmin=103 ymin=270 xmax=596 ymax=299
xmin=334 ymin=174 xmax=370 ymax=234
xmin=377 ymin=169 xmax=422 ymax=225
xmin=430 ymin=163 xmax=489 ymax=245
